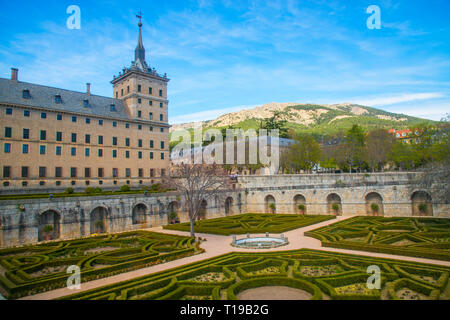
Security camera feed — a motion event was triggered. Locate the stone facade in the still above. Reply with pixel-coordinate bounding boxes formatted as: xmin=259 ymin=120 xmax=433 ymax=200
xmin=0 ymin=172 xmax=448 ymax=248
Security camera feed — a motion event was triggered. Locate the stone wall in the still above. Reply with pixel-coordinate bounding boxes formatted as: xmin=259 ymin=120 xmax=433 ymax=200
xmin=0 ymin=172 xmax=448 ymax=248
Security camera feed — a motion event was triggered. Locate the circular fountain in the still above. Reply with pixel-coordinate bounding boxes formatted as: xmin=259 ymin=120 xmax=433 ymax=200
xmin=231 ymin=234 xmax=289 ymax=249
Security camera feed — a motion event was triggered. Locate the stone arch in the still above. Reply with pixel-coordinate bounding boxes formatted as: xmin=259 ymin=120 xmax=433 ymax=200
xmin=132 ymin=203 xmax=148 ymax=225
xmin=168 ymin=201 xmax=180 ymax=222
xmin=225 ymin=197 xmax=234 ymax=215
xmin=90 ymin=206 xmax=108 ymax=234
xmin=365 ymin=192 xmax=384 ymax=216
xmin=265 ymin=195 xmax=276 ymax=214
xmin=37 ymin=210 xmax=61 ymax=242
xmin=327 ymin=193 xmax=342 ymax=215
xmin=411 ymin=191 xmax=433 ymax=216
xmin=293 ymin=194 xmax=307 ymax=214
xmin=198 ymin=200 xmax=207 ymax=220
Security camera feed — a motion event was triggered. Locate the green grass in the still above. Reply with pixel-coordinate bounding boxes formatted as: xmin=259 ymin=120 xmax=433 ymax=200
xmin=60 ymin=249 xmax=450 ymax=300
xmin=0 ymin=231 xmax=202 ymax=299
xmin=163 ymin=213 xmax=336 ymax=235
xmin=305 ymin=216 xmax=450 ymax=261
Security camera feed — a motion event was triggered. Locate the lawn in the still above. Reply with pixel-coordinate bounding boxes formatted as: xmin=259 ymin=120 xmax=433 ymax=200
xmin=305 ymin=216 xmax=450 ymax=261
xmin=0 ymin=231 xmax=201 ymax=299
xmin=61 ymin=249 xmax=450 ymax=300
xmin=163 ymin=213 xmax=336 ymax=235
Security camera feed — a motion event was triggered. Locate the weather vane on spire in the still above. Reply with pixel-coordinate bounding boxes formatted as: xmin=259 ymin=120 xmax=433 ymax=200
xmin=136 ymin=11 xmax=143 ymax=27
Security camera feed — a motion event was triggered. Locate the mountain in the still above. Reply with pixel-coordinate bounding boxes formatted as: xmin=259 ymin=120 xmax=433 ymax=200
xmin=170 ymin=102 xmax=432 ymax=138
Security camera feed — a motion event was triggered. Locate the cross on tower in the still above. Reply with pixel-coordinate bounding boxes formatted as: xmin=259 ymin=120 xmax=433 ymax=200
xmin=136 ymin=11 xmax=143 ymax=26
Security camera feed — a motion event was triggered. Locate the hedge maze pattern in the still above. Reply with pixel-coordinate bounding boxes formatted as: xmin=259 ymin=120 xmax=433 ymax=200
xmin=305 ymin=217 xmax=450 ymax=261
xmin=0 ymin=231 xmax=201 ymax=299
xmin=163 ymin=213 xmax=335 ymax=235
xmin=61 ymin=249 xmax=450 ymax=300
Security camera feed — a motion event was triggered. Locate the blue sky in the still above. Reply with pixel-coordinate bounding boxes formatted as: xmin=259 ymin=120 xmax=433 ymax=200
xmin=0 ymin=0 xmax=449 ymax=123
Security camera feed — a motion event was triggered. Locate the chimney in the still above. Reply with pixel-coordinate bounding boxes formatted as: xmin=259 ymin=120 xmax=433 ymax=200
xmin=86 ymin=83 xmax=91 ymax=96
xmin=11 ymin=68 xmax=18 ymax=81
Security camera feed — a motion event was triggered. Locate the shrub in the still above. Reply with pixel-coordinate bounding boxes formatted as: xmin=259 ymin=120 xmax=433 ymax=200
xmin=370 ymin=203 xmax=379 ymax=213
xmin=418 ymin=203 xmax=428 ymax=213
xmin=297 ymin=204 xmax=306 ymax=213
xmin=269 ymin=203 xmax=276 ymax=213
xmin=43 ymin=225 xmax=54 ymax=233
xmin=65 ymin=187 xmax=74 ymax=194
xmin=120 ymin=185 xmax=131 ymax=192
xmin=332 ymin=203 xmax=340 ymax=212
xmin=85 ymin=187 xmax=96 ymax=194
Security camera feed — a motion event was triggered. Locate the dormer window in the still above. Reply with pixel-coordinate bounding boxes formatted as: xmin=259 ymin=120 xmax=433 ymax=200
xmin=22 ymin=89 xmax=31 ymax=99
xmin=110 ymin=104 xmax=116 ymax=112
xmin=83 ymin=99 xmax=89 ymax=107
xmin=54 ymin=95 xmax=62 ymax=104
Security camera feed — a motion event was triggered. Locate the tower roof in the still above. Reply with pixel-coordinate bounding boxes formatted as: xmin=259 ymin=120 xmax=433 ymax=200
xmin=134 ymin=20 xmax=147 ymax=70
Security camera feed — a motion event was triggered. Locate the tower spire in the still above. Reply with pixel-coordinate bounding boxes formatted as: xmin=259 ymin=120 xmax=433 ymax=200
xmin=134 ymin=11 xmax=147 ymax=70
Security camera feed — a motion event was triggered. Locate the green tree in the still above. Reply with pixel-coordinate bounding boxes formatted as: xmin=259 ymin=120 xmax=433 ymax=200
xmin=364 ymin=129 xmax=396 ymax=172
xmin=342 ymin=125 xmax=365 ymax=173
xmin=285 ymin=134 xmax=322 ymax=173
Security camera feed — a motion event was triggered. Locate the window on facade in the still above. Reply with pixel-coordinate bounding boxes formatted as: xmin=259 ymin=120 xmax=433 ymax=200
xmin=24 ymin=110 xmax=30 ymax=117
xmin=22 ymin=90 xmax=31 ymax=99
xmin=125 ymin=123 xmax=130 ymax=129
xmin=115 ymin=92 xmax=118 ymax=99
xmin=85 ymin=134 xmax=91 ymax=144
xmin=138 ymin=124 xmax=142 ymax=130
xmin=138 ymin=151 xmax=142 ymax=159
xmin=149 ymin=112 xmax=153 ymax=120
xmin=22 ymin=144 xmax=29 ymax=154
xmin=98 ymin=120 xmax=103 ymax=126
xmin=55 ymin=167 xmax=62 ymax=177
xmin=40 ymin=145 xmax=46 ymax=155
xmin=86 ymin=118 xmax=91 ymax=124
xmin=71 ymin=133 xmax=77 ymax=143
xmin=112 ymin=168 xmax=118 ymax=177
xmin=149 ymin=87 xmax=152 ymax=94
xmin=54 ymin=95 xmax=62 ymax=104
xmin=56 ymin=131 xmax=62 ymax=142
xmin=85 ymin=168 xmax=91 ymax=178
xmin=110 ymin=104 xmax=116 ymax=112
xmin=41 ymin=112 xmax=47 ymax=119
xmin=149 ymin=126 xmax=153 ymax=132
xmin=23 ymin=128 xmax=29 ymax=139
xmin=160 ymin=128 xmax=164 ymax=133
xmin=149 ymin=151 xmax=153 ymax=159
xmin=138 ymin=98 xmax=142 ymax=104
xmin=121 ymin=88 xmax=124 ymax=96
xmin=149 ymin=101 xmax=153 ymax=106
xmin=159 ymin=89 xmax=163 ymax=97
xmin=98 ymin=135 xmax=103 ymax=144
xmin=85 ymin=148 xmax=90 ymax=157
xmin=138 ymin=168 xmax=143 ymax=178
xmin=21 ymin=166 xmax=29 ymax=178
xmin=5 ymin=108 xmax=12 ymax=115
xmin=112 ymin=137 xmax=117 ymax=145
xmin=161 ymin=141 xmax=165 ymax=149
xmin=161 ymin=152 xmax=164 ymax=160
xmin=150 ymin=169 xmax=154 ymax=177
xmin=4 ymin=127 xmax=12 ymax=138
xmin=40 ymin=130 xmax=46 ymax=140
xmin=138 ymin=110 xmax=142 ymax=118
xmin=39 ymin=167 xmax=46 ymax=178
xmin=72 ymin=116 xmax=77 ymax=122
xmin=3 ymin=166 xmax=11 ymax=178
xmin=160 ymin=102 xmax=163 ymax=108
xmin=71 ymin=147 xmax=76 ymax=156
xmin=56 ymin=146 xmax=62 ymax=156
xmin=160 ymin=114 xmax=163 ymax=121
xmin=150 ymin=140 xmax=154 ymax=148
xmin=70 ymin=167 xmax=77 ymax=178
xmin=83 ymin=100 xmax=89 ymax=108
xmin=57 ymin=114 xmax=62 ymax=120
xmin=113 ymin=121 xmax=117 ymax=127
xmin=138 ymin=139 xmax=143 ymax=147
xmin=98 ymin=168 xmax=104 ymax=178
xmin=126 ymin=168 xmax=131 ymax=177
xmin=98 ymin=149 xmax=103 ymax=157
xmin=137 ymin=84 xmax=141 ymax=92
xmin=4 ymin=143 xmax=11 ymax=153
xmin=125 ymin=150 xmax=130 ymax=158
xmin=112 ymin=149 xmax=117 ymax=158
xmin=127 ymin=86 xmax=130 ymax=93
xmin=125 ymin=138 xmax=130 ymax=146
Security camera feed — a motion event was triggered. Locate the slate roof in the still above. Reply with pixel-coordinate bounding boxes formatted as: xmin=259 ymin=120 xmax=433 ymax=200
xmin=0 ymin=78 xmax=131 ymax=120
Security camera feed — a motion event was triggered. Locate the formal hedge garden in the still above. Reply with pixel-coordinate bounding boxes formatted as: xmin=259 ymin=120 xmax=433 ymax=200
xmin=163 ymin=213 xmax=335 ymax=235
xmin=0 ymin=231 xmax=202 ymax=299
xmin=61 ymin=249 xmax=450 ymax=300
xmin=305 ymin=216 xmax=450 ymax=261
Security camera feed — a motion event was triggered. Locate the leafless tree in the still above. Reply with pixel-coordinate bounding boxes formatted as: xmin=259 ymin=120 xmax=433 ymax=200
xmin=162 ymin=163 xmax=234 ymax=237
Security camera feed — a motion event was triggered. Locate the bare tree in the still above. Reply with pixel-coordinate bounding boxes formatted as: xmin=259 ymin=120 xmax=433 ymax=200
xmin=162 ymin=163 xmax=234 ymax=237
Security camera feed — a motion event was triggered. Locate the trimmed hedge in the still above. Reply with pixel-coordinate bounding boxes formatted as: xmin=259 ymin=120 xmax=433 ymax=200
xmin=0 ymin=231 xmax=202 ymax=299
xmin=59 ymin=248 xmax=450 ymax=300
xmin=164 ymin=213 xmax=335 ymax=235
xmin=306 ymin=216 xmax=450 ymax=261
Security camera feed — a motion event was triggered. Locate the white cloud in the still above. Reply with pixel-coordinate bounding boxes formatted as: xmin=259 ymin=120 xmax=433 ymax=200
xmin=351 ymin=92 xmax=445 ymax=106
